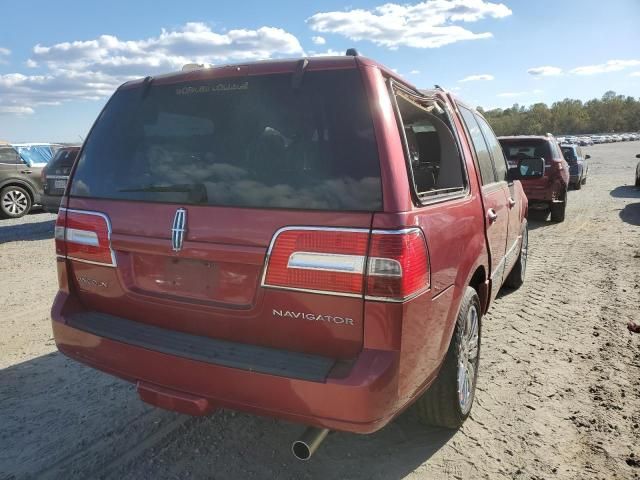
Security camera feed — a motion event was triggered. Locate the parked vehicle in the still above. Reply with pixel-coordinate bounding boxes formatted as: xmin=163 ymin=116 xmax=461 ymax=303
xmin=0 ymin=143 xmax=60 ymax=218
xmin=50 ymin=53 xmax=534 ymax=457
xmin=41 ymin=146 xmax=80 ymax=213
xmin=560 ymin=144 xmax=589 ymax=189
xmin=499 ymin=135 xmax=570 ymax=222
xmin=636 ymin=154 xmax=640 ymax=187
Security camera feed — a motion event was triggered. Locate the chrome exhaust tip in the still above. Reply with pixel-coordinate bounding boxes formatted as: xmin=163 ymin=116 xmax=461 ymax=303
xmin=291 ymin=427 xmax=330 ymax=461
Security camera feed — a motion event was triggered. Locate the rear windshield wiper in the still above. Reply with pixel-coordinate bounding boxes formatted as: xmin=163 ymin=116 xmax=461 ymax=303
xmin=119 ymin=183 xmax=208 ymax=202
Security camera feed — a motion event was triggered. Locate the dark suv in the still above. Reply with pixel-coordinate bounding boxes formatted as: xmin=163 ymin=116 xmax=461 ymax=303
xmin=0 ymin=143 xmax=60 ymax=218
xmin=42 ymin=146 xmax=80 ymax=213
xmin=51 ymin=53 xmax=533 ymax=460
xmin=499 ymin=135 xmax=570 ymax=222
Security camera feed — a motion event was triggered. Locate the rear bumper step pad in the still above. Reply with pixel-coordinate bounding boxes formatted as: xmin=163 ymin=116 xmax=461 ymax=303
xmin=67 ymin=311 xmax=335 ymax=382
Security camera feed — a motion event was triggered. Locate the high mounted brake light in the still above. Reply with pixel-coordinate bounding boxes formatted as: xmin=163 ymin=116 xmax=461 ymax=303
xmin=55 ymin=208 xmax=116 ymax=267
xmin=262 ymin=227 xmax=430 ymax=302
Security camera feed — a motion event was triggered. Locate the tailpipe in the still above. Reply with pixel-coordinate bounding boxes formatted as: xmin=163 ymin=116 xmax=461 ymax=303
xmin=291 ymin=427 xmax=330 ymax=461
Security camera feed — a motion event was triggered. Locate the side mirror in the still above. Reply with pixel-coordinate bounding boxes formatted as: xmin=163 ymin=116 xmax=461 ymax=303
xmin=511 ymin=157 xmax=545 ymax=180
xmin=585 ymin=154 xmax=591 ymax=159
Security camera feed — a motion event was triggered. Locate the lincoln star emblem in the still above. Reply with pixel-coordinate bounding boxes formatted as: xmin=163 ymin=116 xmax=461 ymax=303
xmin=171 ymin=208 xmax=187 ymax=252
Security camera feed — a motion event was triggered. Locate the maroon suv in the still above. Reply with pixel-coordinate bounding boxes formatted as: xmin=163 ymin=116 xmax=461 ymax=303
xmin=51 ymin=53 xmax=535 ymax=460
xmin=499 ymin=135 xmax=570 ymax=222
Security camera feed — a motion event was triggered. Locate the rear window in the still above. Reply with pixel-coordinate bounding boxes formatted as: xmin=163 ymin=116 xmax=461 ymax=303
xmin=48 ymin=148 xmax=80 ymax=170
xmin=498 ymin=139 xmax=551 ymax=162
xmin=71 ymin=69 xmax=382 ymax=211
xmin=560 ymin=146 xmax=577 ymax=163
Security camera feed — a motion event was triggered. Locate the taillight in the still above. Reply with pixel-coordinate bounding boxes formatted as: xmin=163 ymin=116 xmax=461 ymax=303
xmin=366 ymin=229 xmax=430 ymax=300
xmin=262 ymin=227 xmax=430 ymax=301
xmin=55 ymin=208 xmax=116 ymax=267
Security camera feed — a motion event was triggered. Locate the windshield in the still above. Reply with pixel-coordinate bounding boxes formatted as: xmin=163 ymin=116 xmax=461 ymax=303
xmin=71 ymin=69 xmax=382 ymax=211
xmin=15 ymin=145 xmax=56 ymax=167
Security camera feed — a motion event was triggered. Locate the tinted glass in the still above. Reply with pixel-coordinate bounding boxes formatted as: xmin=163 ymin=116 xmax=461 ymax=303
xmin=560 ymin=146 xmax=577 ymax=163
xmin=48 ymin=147 xmax=80 ymax=170
xmin=0 ymin=146 xmax=19 ymax=164
xmin=475 ymin=115 xmax=508 ymax=182
xmin=459 ymin=106 xmax=496 ymax=185
xmin=499 ymin=139 xmax=552 ymax=163
xmin=71 ymin=70 xmax=382 ymax=211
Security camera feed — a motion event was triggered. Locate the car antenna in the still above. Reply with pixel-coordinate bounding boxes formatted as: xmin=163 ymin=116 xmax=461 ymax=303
xmin=291 ymin=58 xmax=309 ymax=90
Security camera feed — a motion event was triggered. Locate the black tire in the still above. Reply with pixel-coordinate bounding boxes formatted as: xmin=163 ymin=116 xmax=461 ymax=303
xmin=504 ymin=221 xmax=528 ymax=289
xmin=0 ymin=185 xmax=32 ymax=218
xmin=550 ymin=192 xmax=567 ymax=223
xmin=582 ymin=176 xmax=587 ymax=185
xmin=574 ymin=180 xmax=582 ymax=190
xmin=415 ymin=287 xmax=481 ymax=429
xmin=635 ymin=176 xmax=640 ymax=187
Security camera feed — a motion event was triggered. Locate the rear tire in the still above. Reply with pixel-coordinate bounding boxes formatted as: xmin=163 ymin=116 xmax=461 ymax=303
xmin=574 ymin=180 xmax=582 ymax=190
xmin=582 ymin=176 xmax=587 ymax=185
xmin=504 ymin=221 xmax=528 ymax=289
xmin=415 ymin=287 xmax=481 ymax=429
xmin=0 ymin=186 xmax=32 ymax=218
xmin=550 ymin=192 xmax=567 ymax=223
xmin=635 ymin=176 xmax=640 ymax=187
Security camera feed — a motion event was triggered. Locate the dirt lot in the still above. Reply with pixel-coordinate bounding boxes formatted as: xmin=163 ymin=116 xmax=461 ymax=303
xmin=1 ymin=142 xmax=639 ymax=480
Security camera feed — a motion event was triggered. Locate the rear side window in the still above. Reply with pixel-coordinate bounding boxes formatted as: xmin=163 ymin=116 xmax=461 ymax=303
xmin=0 ymin=146 xmax=19 ymax=164
xmin=458 ymin=106 xmax=496 ymax=185
xmin=71 ymin=70 xmax=382 ymax=211
xmin=475 ymin=115 xmax=508 ymax=182
xmin=395 ymin=93 xmax=465 ymax=198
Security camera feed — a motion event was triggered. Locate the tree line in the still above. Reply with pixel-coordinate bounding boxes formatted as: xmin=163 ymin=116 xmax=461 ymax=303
xmin=478 ymin=91 xmax=640 ymax=136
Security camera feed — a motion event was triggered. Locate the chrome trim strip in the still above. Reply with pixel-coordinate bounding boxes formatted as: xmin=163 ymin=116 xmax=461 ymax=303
xmin=287 ymin=252 xmax=366 ymax=274
xmin=66 ymin=228 xmax=99 ymax=247
xmin=365 ymin=286 xmax=430 ymax=303
xmin=371 ymin=227 xmax=422 ymax=235
xmin=66 ymin=256 xmax=117 ymax=268
xmin=46 ymin=175 xmax=69 ymax=180
xmin=58 ymin=207 xmax=117 ymax=267
xmin=261 ymin=284 xmax=362 ymax=298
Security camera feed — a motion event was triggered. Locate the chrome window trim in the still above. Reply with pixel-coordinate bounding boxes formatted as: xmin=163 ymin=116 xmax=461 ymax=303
xmin=58 ymin=207 xmax=117 ymax=267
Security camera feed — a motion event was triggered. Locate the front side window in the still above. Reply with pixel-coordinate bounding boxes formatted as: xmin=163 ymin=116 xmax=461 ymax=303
xmin=71 ymin=69 xmax=382 ymax=211
xmin=458 ymin=106 xmax=496 ymax=185
xmin=395 ymin=93 xmax=465 ymax=198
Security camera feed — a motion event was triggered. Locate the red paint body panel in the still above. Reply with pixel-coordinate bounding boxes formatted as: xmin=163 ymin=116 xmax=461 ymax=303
xmin=51 ymin=56 xmax=528 ymax=434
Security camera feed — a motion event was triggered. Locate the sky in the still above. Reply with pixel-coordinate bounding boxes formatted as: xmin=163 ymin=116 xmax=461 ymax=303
xmin=0 ymin=0 xmax=639 ymax=142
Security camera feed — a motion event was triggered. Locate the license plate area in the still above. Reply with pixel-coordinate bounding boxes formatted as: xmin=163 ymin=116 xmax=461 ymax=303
xmin=54 ymin=179 xmax=67 ymax=190
xmin=127 ymin=252 xmax=259 ymax=306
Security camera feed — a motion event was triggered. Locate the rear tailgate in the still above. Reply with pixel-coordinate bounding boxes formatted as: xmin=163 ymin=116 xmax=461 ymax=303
xmin=64 ymin=198 xmax=372 ymax=359
xmin=62 ymin=63 xmax=382 ymax=360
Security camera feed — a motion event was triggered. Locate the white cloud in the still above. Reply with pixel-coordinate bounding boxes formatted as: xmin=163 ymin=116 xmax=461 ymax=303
xmin=311 ymin=36 xmax=326 ymax=45
xmin=527 ymin=66 xmax=562 ymax=76
xmin=459 ymin=73 xmax=494 ymax=82
xmin=308 ymin=48 xmax=342 ymax=57
xmin=0 ymin=22 xmax=304 ymax=115
xmin=630 ymin=71 xmax=640 ymax=77
xmin=0 ymin=106 xmax=34 ymax=115
xmin=0 ymin=47 xmax=10 ymax=65
xmin=410 ymin=69 xmax=420 ymax=74
xmin=570 ymin=59 xmax=640 ymax=75
xmin=307 ymin=0 xmax=512 ymax=49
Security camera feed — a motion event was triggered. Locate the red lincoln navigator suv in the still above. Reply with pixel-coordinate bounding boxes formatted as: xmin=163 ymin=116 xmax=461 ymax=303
xmin=51 ymin=52 xmax=533 ymax=460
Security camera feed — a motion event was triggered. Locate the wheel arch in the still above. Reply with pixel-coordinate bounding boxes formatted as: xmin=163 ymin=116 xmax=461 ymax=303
xmin=0 ymin=179 xmax=36 ymax=203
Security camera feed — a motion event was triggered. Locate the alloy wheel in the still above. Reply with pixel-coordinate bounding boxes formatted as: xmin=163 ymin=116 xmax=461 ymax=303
xmin=2 ymin=189 xmax=29 ymax=216
xmin=457 ymin=305 xmax=479 ymax=414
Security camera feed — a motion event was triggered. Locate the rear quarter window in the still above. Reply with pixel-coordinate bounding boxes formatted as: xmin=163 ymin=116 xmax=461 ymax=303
xmin=71 ymin=69 xmax=382 ymax=211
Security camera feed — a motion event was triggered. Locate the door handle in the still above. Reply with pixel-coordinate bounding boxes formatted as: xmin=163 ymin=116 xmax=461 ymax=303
xmin=487 ymin=208 xmax=498 ymax=222
xmin=20 ymin=170 xmax=32 ymax=174
xmin=508 ymin=197 xmax=516 ymax=208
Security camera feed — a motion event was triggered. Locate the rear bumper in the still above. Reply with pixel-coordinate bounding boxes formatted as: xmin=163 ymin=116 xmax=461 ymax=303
xmin=41 ymin=193 xmax=62 ymax=213
xmin=51 ymin=292 xmax=402 ymax=434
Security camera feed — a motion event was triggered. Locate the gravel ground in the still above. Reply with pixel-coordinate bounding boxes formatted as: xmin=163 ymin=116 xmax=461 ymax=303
xmin=1 ymin=143 xmax=639 ymax=480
